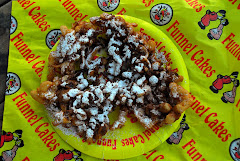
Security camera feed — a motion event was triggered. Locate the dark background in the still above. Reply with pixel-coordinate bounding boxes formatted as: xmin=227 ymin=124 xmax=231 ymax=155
xmin=0 ymin=0 xmax=11 ymax=131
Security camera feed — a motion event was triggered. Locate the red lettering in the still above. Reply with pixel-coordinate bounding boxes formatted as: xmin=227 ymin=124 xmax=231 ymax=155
xmin=35 ymin=123 xmax=49 ymax=133
xmin=184 ymin=0 xmax=205 ymax=12
xmin=12 ymin=92 xmax=27 ymax=101
xmin=198 ymin=59 xmax=210 ymax=71
xmin=186 ymin=44 xmax=198 ymax=55
xmin=203 ymin=66 xmax=212 ymax=74
xmin=50 ymin=143 xmax=60 ymax=151
xmin=195 ymin=105 xmax=204 ymax=114
xmin=32 ymin=60 xmax=45 ymax=69
xmin=166 ymin=20 xmax=180 ymax=32
xmin=182 ymin=139 xmax=196 ymax=149
xmin=30 ymin=117 xmax=43 ymax=126
xmin=204 ymin=113 xmax=217 ymax=123
xmin=46 ymin=139 xmax=56 ymax=148
xmin=212 ymin=122 xmax=225 ymax=134
xmin=10 ymin=32 xmax=24 ymax=42
xmin=199 ymin=107 xmax=210 ymax=117
xmin=27 ymin=115 xmax=37 ymax=123
xmin=183 ymin=43 xmax=192 ymax=52
xmin=153 ymin=155 xmax=164 ymax=161
xmin=121 ymin=139 xmax=125 ymax=146
xmin=22 ymin=157 xmax=30 ymax=161
xmin=218 ymin=129 xmax=228 ymax=139
xmin=117 ymin=8 xmax=127 ymax=15
xmin=112 ymin=139 xmax=117 ymax=150
xmin=138 ymin=134 xmax=145 ymax=143
xmin=158 ymin=46 xmax=165 ymax=53
xmin=206 ymin=69 xmax=215 ymax=77
xmin=145 ymin=150 xmax=157 ymax=159
xmin=41 ymin=25 xmax=50 ymax=32
xmin=97 ymin=139 xmax=102 ymax=145
xmin=236 ymin=98 xmax=240 ymax=108
xmin=191 ymin=50 xmax=203 ymax=61
xmin=107 ymin=139 xmax=111 ymax=147
xmin=24 ymin=2 xmax=36 ymax=10
xmin=143 ymin=130 xmax=151 ymax=140
xmin=34 ymin=15 xmax=46 ymax=25
xmin=21 ymin=1 xmax=30 ymax=8
xmin=102 ymin=139 xmax=107 ymax=146
xmin=28 ymin=6 xmax=40 ymax=16
xmin=222 ymin=33 xmax=235 ymax=44
xmin=42 ymin=132 xmax=55 ymax=144
xmin=222 ymin=133 xmax=231 ymax=142
xmin=26 ymin=54 xmax=35 ymax=62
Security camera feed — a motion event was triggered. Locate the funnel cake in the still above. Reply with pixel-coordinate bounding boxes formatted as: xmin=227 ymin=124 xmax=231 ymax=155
xmin=31 ymin=13 xmax=193 ymax=143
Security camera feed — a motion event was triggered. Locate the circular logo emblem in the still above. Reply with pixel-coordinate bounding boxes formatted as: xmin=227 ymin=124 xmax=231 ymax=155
xmin=6 ymin=72 xmax=21 ymax=95
xmin=46 ymin=29 xmax=62 ymax=49
xmin=230 ymin=138 xmax=240 ymax=161
xmin=150 ymin=3 xmax=173 ymax=26
xmin=10 ymin=16 xmax=18 ymax=34
xmin=97 ymin=0 xmax=120 ymax=12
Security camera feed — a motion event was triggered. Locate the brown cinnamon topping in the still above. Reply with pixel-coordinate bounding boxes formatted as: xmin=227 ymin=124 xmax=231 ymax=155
xmin=31 ymin=13 xmax=193 ymax=143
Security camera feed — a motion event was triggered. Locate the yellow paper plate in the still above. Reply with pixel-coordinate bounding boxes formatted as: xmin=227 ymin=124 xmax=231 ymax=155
xmin=41 ymin=15 xmax=190 ymax=160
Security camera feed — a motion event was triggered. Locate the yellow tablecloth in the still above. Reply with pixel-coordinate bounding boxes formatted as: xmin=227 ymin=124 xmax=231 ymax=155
xmin=1 ymin=0 xmax=240 ymax=160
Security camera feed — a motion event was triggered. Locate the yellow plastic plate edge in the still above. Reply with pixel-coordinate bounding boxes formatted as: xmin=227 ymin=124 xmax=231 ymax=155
xmin=40 ymin=15 xmax=190 ymax=160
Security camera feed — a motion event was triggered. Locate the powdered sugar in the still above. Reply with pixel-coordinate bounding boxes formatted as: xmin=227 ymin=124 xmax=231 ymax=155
xmin=159 ymin=71 xmax=166 ymax=80
xmin=73 ymin=95 xmax=81 ymax=107
xmin=128 ymin=35 xmax=139 ymax=47
xmin=132 ymin=57 xmax=137 ymax=64
xmin=151 ymin=109 xmax=161 ymax=116
xmin=122 ymin=72 xmax=132 ymax=79
xmin=122 ymin=45 xmax=131 ymax=61
xmin=108 ymin=36 xmax=122 ymax=47
xmin=108 ymin=46 xmax=122 ymax=64
xmin=68 ymin=89 xmax=80 ymax=97
xmin=82 ymin=91 xmax=95 ymax=105
xmin=86 ymin=29 xmax=95 ymax=37
xmin=89 ymin=16 xmax=99 ymax=22
xmin=135 ymin=63 xmax=144 ymax=73
xmin=137 ymin=76 xmax=146 ymax=86
xmin=61 ymin=81 xmax=67 ymax=87
xmin=62 ymin=93 xmax=70 ymax=101
xmin=152 ymin=62 xmax=160 ymax=70
xmin=77 ymin=79 xmax=89 ymax=90
xmin=149 ymin=75 xmax=158 ymax=86
xmin=86 ymin=129 xmax=94 ymax=139
xmin=89 ymin=117 xmax=97 ymax=129
xmin=132 ymin=83 xmax=145 ymax=96
xmin=108 ymin=61 xmax=121 ymax=76
xmin=89 ymin=107 xmax=98 ymax=116
xmin=106 ymin=29 xmax=112 ymax=35
xmin=136 ymin=96 xmax=144 ymax=104
xmin=133 ymin=106 xmax=153 ymax=129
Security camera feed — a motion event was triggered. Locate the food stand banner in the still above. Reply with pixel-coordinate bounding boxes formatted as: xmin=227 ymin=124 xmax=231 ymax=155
xmin=1 ymin=0 xmax=240 ymax=160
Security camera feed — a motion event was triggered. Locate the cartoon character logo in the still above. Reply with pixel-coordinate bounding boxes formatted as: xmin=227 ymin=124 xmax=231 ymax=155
xmin=210 ymin=72 xmax=239 ymax=103
xmin=46 ymin=29 xmax=62 ymax=49
xmin=166 ymin=114 xmax=189 ymax=145
xmin=97 ymin=0 xmax=120 ymax=12
xmin=5 ymin=72 xmax=21 ymax=95
xmin=229 ymin=138 xmax=240 ymax=161
xmin=54 ymin=149 xmax=83 ymax=161
xmin=0 ymin=130 xmax=24 ymax=161
xmin=198 ymin=10 xmax=229 ymax=40
xmin=150 ymin=3 xmax=173 ymax=26
xmin=207 ymin=18 xmax=229 ymax=40
xmin=10 ymin=16 xmax=17 ymax=35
